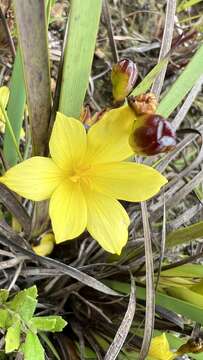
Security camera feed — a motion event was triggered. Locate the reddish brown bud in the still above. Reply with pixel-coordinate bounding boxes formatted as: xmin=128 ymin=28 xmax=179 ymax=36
xmin=111 ymin=59 xmax=138 ymax=102
xmin=129 ymin=114 xmax=176 ymax=156
xmin=128 ymin=93 xmax=158 ymax=115
xmin=177 ymin=337 xmax=203 ymax=355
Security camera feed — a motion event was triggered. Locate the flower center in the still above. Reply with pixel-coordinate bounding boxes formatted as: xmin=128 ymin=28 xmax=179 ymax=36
xmin=69 ymin=165 xmax=91 ymax=186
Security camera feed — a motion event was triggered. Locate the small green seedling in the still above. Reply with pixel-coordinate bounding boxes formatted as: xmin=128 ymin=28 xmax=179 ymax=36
xmin=0 ymin=286 xmax=67 ymax=359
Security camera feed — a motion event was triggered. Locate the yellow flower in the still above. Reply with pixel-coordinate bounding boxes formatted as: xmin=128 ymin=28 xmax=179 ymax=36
xmin=148 ymin=333 xmax=176 ymax=360
xmin=0 ymin=109 xmax=167 ymax=254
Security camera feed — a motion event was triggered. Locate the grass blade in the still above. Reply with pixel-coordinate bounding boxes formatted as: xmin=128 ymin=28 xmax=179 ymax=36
xmin=157 ymin=44 xmax=203 ymax=117
xmin=107 ymin=281 xmax=203 ymax=325
xmin=59 ymin=0 xmax=102 ymax=118
xmin=177 ymin=0 xmax=203 ymax=12
xmin=3 ymin=49 xmax=26 ymax=166
xmin=131 ymin=57 xmax=168 ymax=97
xmin=166 ymin=221 xmax=203 ymax=248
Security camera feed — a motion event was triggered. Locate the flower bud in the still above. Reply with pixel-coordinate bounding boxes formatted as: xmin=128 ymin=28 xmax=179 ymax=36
xmin=111 ymin=59 xmax=138 ymax=102
xmin=129 ymin=114 xmax=176 ymax=156
xmin=177 ymin=337 xmax=203 ymax=355
xmin=128 ymin=93 xmax=158 ymax=115
xmin=32 ymin=233 xmax=55 ymax=256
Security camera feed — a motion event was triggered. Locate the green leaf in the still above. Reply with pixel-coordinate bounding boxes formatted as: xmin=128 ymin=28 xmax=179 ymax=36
xmin=31 ymin=315 xmax=67 ymax=332
xmin=30 ymin=317 xmax=56 ymax=332
xmin=166 ymin=286 xmax=203 ymax=308
xmin=5 ymin=321 xmax=21 ymax=353
xmin=161 ymin=264 xmax=203 ymax=278
xmin=157 ymin=44 xmax=203 ymax=117
xmin=3 ymin=49 xmax=26 ymax=167
xmin=0 ymin=309 xmax=9 ymax=328
xmin=177 ymin=0 xmax=203 ymax=12
xmin=7 ymin=287 xmax=37 ymax=322
xmin=45 ymin=315 xmax=67 ymax=332
xmin=107 ymin=281 xmax=203 ymax=325
xmin=166 ymin=221 xmax=203 ymax=248
xmin=0 ymin=289 xmax=9 ymax=304
xmin=24 ymin=286 xmax=38 ymax=300
xmin=59 ymin=0 xmax=102 ymax=118
xmin=23 ymin=331 xmax=45 ymax=360
xmin=131 ymin=57 xmax=168 ymax=97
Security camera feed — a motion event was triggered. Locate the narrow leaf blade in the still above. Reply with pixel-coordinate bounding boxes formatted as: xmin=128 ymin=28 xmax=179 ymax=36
xmin=157 ymin=44 xmax=203 ymax=117
xmin=59 ymin=0 xmax=102 ymax=118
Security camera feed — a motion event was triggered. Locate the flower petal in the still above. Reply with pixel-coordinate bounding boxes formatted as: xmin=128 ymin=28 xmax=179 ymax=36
xmin=90 ymin=162 xmax=167 ymax=202
xmin=85 ymin=189 xmax=130 ymax=255
xmin=0 ymin=157 xmax=62 ymax=201
xmin=49 ymin=112 xmax=87 ymax=170
xmin=86 ymin=105 xmax=135 ymax=164
xmin=49 ymin=181 xmax=87 ymax=243
xmin=149 ymin=333 xmax=175 ymax=360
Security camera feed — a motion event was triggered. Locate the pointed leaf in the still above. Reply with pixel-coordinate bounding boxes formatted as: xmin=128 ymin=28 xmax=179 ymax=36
xmin=5 ymin=321 xmax=21 ymax=353
xmin=131 ymin=57 xmax=168 ymax=97
xmin=31 ymin=315 xmax=67 ymax=332
xmin=24 ymin=286 xmax=38 ymax=300
xmin=23 ymin=331 xmax=45 ymax=360
xmin=30 ymin=317 xmax=56 ymax=332
xmin=7 ymin=288 xmax=37 ymax=322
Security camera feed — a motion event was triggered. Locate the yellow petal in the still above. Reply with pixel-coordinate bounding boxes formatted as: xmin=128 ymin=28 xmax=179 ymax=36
xmin=49 ymin=112 xmax=87 ymax=170
xmin=32 ymin=233 xmax=55 ymax=256
xmin=84 ymin=189 xmax=130 ymax=255
xmin=0 ymin=157 xmax=63 ymax=201
xmin=90 ymin=162 xmax=167 ymax=202
xmin=85 ymin=105 xmax=135 ymax=164
xmin=49 ymin=180 xmax=87 ymax=243
xmin=149 ymin=334 xmax=175 ymax=360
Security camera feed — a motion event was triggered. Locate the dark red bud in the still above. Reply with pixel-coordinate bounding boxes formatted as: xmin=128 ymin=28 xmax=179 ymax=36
xmin=129 ymin=114 xmax=176 ymax=156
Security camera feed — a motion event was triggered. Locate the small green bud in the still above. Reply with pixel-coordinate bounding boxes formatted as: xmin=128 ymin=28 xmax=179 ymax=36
xmin=111 ymin=59 xmax=138 ymax=102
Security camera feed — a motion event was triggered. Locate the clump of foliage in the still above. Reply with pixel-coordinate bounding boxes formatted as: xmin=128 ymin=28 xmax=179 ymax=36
xmin=0 ymin=286 xmax=66 ymax=359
